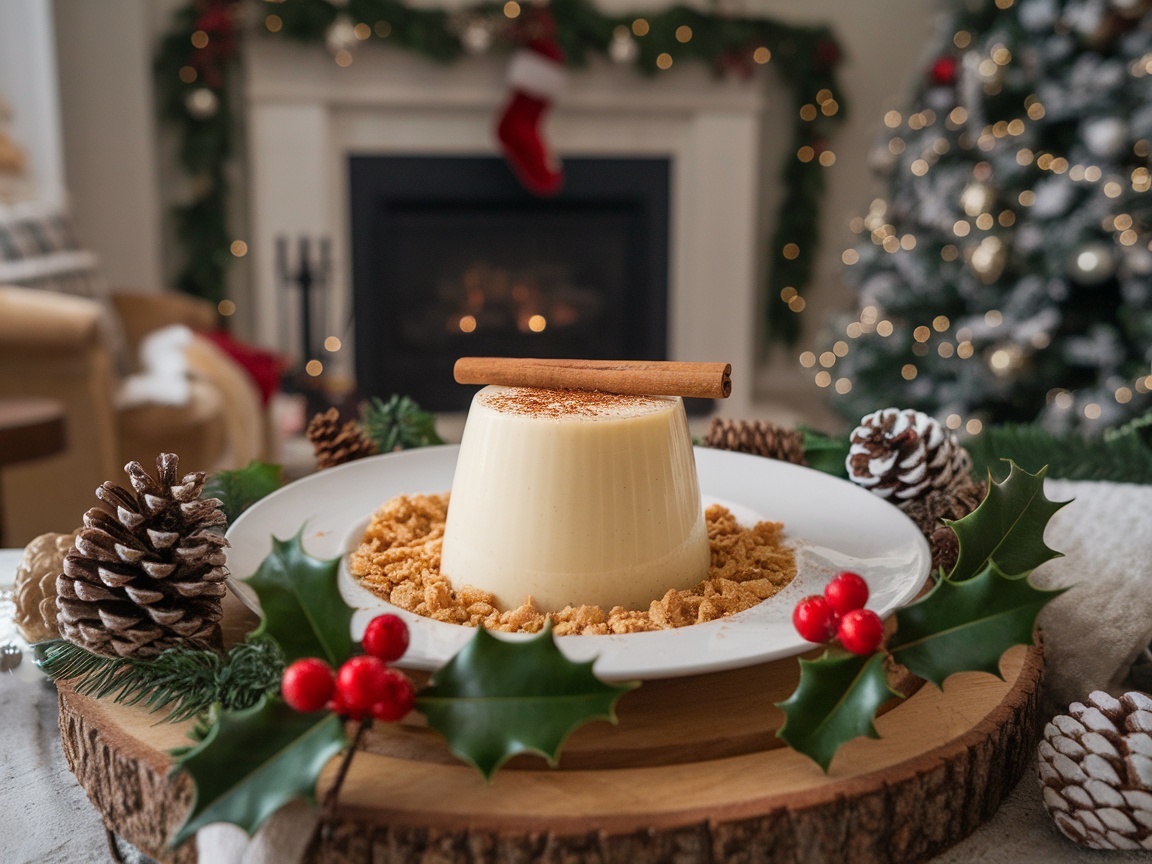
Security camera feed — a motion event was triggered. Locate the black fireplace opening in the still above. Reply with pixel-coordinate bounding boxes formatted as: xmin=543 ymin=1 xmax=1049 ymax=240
xmin=349 ymin=155 xmax=671 ymax=412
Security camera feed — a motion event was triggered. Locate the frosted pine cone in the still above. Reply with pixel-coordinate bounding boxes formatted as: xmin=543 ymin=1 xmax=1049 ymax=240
xmin=307 ymin=408 xmax=377 ymax=469
xmin=13 ymin=531 xmax=76 ymax=644
xmin=56 ymin=454 xmax=228 ymax=659
xmin=1039 ymin=690 xmax=1152 ymax=850
xmin=846 ymin=408 xmax=972 ymax=503
xmin=703 ymin=418 xmax=806 ymax=465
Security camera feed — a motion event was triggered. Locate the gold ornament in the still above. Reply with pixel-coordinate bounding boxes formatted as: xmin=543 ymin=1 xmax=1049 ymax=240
xmin=970 ymin=235 xmax=1007 ymax=283
xmin=13 ymin=531 xmax=77 ymax=644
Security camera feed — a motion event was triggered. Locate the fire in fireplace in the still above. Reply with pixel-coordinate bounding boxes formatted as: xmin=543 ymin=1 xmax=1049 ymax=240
xmin=349 ymin=155 xmax=670 ymax=411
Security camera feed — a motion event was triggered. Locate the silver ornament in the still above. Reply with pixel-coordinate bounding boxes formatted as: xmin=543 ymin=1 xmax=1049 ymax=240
xmin=609 ymin=26 xmax=638 ymax=64
xmin=1068 ymin=241 xmax=1117 ymax=285
xmin=184 ymin=87 xmax=219 ymax=120
xmin=326 ymin=16 xmax=358 ymax=56
xmin=1083 ymin=117 xmax=1129 ymax=159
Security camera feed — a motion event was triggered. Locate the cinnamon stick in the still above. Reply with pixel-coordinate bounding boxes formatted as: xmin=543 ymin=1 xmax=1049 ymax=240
xmin=453 ymin=357 xmax=732 ymax=399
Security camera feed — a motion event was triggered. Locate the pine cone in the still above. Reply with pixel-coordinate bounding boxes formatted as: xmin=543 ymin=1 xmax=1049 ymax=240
xmin=1039 ymin=690 xmax=1152 ymax=850
xmin=846 ymin=408 xmax=972 ymax=503
xmin=13 ymin=531 xmax=77 ymax=643
xmin=899 ymin=474 xmax=987 ymax=573
xmin=703 ymin=418 xmax=807 ymax=465
xmin=56 ymin=454 xmax=228 ymax=659
xmin=307 ymin=408 xmax=377 ymax=469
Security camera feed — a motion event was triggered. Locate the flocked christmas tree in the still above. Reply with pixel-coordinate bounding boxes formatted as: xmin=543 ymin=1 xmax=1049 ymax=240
xmin=817 ymin=0 xmax=1152 ymax=434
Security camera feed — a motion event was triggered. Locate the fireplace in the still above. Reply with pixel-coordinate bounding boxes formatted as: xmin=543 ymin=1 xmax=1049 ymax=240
xmin=349 ymin=155 xmax=670 ymax=411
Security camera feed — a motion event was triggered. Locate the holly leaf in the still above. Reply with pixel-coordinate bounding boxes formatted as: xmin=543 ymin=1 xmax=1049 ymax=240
xmin=170 ymin=697 xmax=346 ymax=845
xmin=948 ymin=461 xmax=1069 ymax=581
xmin=889 ymin=565 xmax=1064 ymax=688
xmin=799 ymin=426 xmax=850 ymax=479
xmin=416 ymin=625 xmax=638 ymax=779
xmin=204 ymin=461 xmax=283 ymax=524
xmin=245 ymin=528 xmax=353 ymax=665
xmin=775 ymin=650 xmax=899 ymax=772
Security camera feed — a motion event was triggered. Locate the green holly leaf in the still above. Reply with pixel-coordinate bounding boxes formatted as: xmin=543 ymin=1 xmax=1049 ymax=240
xmin=204 ymin=461 xmax=283 ymax=525
xmin=171 ymin=697 xmax=346 ymax=845
xmin=799 ymin=426 xmax=851 ymax=479
xmin=889 ymin=565 xmax=1064 ymax=688
xmin=774 ymin=651 xmax=899 ymax=772
xmin=948 ymin=461 xmax=1069 ymax=581
xmin=416 ymin=625 xmax=638 ymax=779
xmin=360 ymin=394 xmax=444 ymax=453
xmin=245 ymin=528 xmax=353 ymax=665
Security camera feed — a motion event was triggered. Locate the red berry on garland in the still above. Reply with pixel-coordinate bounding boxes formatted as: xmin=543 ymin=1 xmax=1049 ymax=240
xmin=281 ymin=658 xmax=336 ymax=713
xmin=371 ymin=669 xmax=417 ymax=722
xmin=824 ymin=571 xmax=870 ymax=615
xmin=930 ymin=55 xmax=958 ymax=87
xmin=792 ymin=595 xmax=840 ymax=643
xmin=362 ymin=613 xmax=410 ymax=663
xmin=335 ymin=655 xmax=391 ymax=719
xmin=837 ymin=609 xmax=884 ymax=655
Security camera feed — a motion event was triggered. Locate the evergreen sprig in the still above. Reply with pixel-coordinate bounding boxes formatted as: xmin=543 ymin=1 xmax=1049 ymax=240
xmin=967 ymin=419 xmax=1152 ymax=485
xmin=35 ymin=635 xmax=285 ymax=723
xmin=360 ymin=394 xmax=444 ymax=452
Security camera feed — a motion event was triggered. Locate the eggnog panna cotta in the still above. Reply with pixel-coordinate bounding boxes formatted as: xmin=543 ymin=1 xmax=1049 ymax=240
xmin=439 ymin=386 xmax=711 ymax=612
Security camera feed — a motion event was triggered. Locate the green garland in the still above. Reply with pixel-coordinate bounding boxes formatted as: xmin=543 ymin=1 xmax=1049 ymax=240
xmin=155 ymin=0 xmax=847 ymax=343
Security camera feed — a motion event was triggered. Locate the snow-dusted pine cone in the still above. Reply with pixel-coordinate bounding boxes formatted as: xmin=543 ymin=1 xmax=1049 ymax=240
xmin=1039 ymin=690 xmax=1152 ymax=850
xmin=307 ymin=407 xmax=377 ymax=469
xmin=56 ymin=454 xmax=228 ymax=659
xmin=703 ymin=418 xmax=806 ymax=465
xmin=13 ymin=531 xmax=76 ymax=643
xmin=846 ymin=408 xmax=972 ymax=503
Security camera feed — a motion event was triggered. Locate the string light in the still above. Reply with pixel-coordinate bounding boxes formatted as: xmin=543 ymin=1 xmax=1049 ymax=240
xmin=334 ymin=48 xmax=353 ymax=67
xmin=985 ymin=310 xmax=1003 ymax=326
xmin=1116 ymin=387 xmax=1133 ymax=404
xmin=835 ymin=378 xmax=852 ymax=394
xmin=324 ymin=336 xmax=342 ymax=352
xmin=814 ymin=371 xmax=832 ymax=387
xmin=953 ymin=31 xmax=971 ymax=49
xmin=833 ymin=340 xmax=849 ymax=357
xmin=191 ymin=30 xmax=209 ymax=49
xmin=265 ymin=15 xmax=283 ymax=32
xmin=528 ymin=314 xmax=547 ymax=332
xmin=753 ymin=47 xmax=771 ymax=64
xmin=946 ymin=414 xmax=962 ymax=429
xmin=884 ymin=111 xmax=902 ymax=128
xmin=230 ymin=240 xmax=248 ymax=257
xmin=305 ymin=360 xmax=324 ymax=376
xmin=354 ymin=23 xmax=372 ymax=40
xmin=800 ymin=104 xmax=818 ymax=121
xmin=819 ymin=151 xmax=836 ymax=167
xmin=179 ymin=66 xmax=198 ymax=83
xmin=901 ymin=364 xmax=918 ymax=380
xmin=876 ymin=320 xmax=894 ymax=337
xmin=656 ymin=53 xmax=673 ymax=70
xmin=631 ymin=18 xmax=649 ymax=36
xmin=842 ymin=249 xmax=860 ymax=265
xmin=783 ymin=243 xmax=800 ymax=260
xmin=1084 ymin=403 xmax=1102 ymax=420
xmin=504 ymin=1 xmax=521 ymax=17
xmin=676 ymin=26 xmax=692 ymax=43
xmin=965 ymin=419 xmax=983 ymax=435
xmin=819 ymin=351 xmax=836 ymax=367
xmin=374 ymin=21 xmax=392 ymax=37
xmin=799 ymin=351 xmax=816 ymax=368
xmin=217 ymin=299 xmax=236 ymax=316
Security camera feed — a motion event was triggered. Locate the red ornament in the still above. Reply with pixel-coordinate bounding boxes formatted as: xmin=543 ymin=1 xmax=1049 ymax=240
xmin=930 ymin=55 xmax=958 ymax=87
xmin=792 ymin=595 xmax=840 ymax=643
xmin=281 ymin=658 xmax=336 ymax=713
xmin=371 ymin=669 xmax=417 ymax=722
xmin=335 ymin=655 xmax=391 ymax=719
xmin=824 ymin=572 xmax=870 ymax=616
xmin=362 ymin=614 xmax=410 ymax=663
xmin=837 ymin=609 xmax=885 ymax=655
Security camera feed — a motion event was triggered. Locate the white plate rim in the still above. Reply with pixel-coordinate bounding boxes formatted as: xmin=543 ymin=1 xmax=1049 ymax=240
xmin=225 ymin=445 xmax=930 ymax=680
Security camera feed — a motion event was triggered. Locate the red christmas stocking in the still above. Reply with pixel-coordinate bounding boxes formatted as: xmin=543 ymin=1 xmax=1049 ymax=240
xmin=496 ymin=14 xmax=566 ymax=196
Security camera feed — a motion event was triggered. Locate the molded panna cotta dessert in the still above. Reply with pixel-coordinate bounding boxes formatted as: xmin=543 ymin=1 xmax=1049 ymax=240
xmin=439 ymin=385 xmax=711 ymax=612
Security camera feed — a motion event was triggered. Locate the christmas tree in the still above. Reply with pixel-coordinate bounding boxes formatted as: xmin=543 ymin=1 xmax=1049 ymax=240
xmin=817 ymin=0 xmax=1152 ymax=435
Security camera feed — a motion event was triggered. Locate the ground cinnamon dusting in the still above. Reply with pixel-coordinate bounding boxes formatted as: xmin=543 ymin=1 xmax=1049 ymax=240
xmin=349 ymin=494 xmax=796 ymax=634
xmin=483 ymin=387 xmax=667 ymax=419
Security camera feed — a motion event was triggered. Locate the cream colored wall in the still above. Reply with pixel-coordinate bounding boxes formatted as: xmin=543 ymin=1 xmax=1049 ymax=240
xmin=50 ymin=0 xmax=937 ymax=378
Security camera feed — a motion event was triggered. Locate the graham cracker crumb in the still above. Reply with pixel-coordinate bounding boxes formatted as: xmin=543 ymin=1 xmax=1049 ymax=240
xmin=349 ymin=496 xmax=796 ymax=634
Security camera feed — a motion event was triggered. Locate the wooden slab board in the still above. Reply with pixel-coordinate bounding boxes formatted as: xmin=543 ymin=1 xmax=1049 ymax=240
xmin=55 ymin=596 xmax=1043 ymax=864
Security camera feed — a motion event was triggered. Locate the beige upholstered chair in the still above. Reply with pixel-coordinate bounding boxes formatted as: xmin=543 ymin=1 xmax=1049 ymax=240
xmin=0 ymin=285 xmax=270 ymax=545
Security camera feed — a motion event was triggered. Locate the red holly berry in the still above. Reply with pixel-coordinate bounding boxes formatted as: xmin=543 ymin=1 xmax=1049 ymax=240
xmin=792 ymin=595 xmax=840 ymax=643
xmin=362 ymin=614 xmax=410 ymax=663
xmin=335 ymin=655 xmax=391 ymax=718
xmin=930 ymin=55 xmax=958 ymax=87
xmin=824 ymin=571 xmax=870 ymax=615
xmin=837 ymin=609 xmax=885 ymax=655
xmin=281 ymin=658 xmax=336 ymax=713
xmin=371 ymin=669 xmax=417 ymax=722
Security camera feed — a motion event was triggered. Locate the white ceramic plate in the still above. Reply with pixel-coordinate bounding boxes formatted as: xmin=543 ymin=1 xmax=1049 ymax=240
xmin=226 ymin=445 xmax=930 ymax=681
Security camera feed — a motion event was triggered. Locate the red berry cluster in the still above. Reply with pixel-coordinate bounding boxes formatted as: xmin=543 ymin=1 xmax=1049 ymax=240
xmin=792 ymin=572 xmax=884 ymax=655
xmin=280 ymin=614 xmax=415 ymax=722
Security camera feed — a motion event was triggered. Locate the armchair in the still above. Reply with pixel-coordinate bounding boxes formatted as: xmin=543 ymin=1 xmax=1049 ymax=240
xmin=0 ymin=285 xmax=270 ymax=545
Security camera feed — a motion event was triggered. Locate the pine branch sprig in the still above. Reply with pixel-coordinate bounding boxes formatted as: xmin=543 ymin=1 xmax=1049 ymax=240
xmin=36 ymin=635 xmax=285 ymax=723
xmin=360 ymin=394 xmax=444 ymax=453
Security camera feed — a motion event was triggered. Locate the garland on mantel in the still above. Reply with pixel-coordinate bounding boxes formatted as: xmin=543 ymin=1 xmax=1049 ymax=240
xmin=155 ymin=0 xmax=847 ymax=344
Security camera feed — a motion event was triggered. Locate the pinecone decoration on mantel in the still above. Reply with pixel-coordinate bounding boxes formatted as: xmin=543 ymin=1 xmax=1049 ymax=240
xmin=56 ymin=454 xmax=228 ymax=659
xmin=13 ymin=531 xmax=77 ymax=644
xmin=307 ymin=407 xmax=377 ymax=469
xmin=703 ymin=418 xmax=807 ymax=465
xmin=1039 ymin=690 xmax=1152 ymax=850
xmin=847 ymin=407 xmax=972 ymax=502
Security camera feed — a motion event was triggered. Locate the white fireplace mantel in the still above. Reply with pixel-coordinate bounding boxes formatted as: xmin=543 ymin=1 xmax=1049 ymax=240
xmin=245 ymin=39 xmax=775 ymax=414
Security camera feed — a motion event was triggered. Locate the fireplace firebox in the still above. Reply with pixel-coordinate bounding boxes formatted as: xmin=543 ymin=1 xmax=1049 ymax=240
xmin=349 ymin=155 xmax=670 ymax=411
